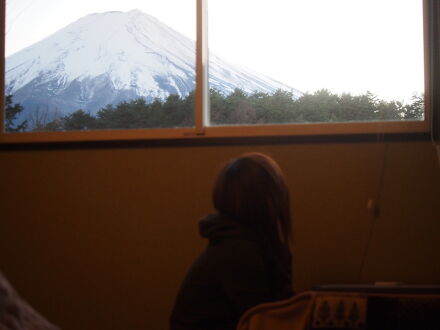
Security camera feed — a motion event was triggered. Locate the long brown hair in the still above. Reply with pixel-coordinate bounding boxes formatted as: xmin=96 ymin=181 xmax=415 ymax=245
xmin=213 ymin=153 xmax=293 ymax=297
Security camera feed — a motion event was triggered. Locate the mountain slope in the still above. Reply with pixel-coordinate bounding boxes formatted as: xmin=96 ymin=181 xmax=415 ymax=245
xmin=5 ymin=9 xmax=301 ymax=119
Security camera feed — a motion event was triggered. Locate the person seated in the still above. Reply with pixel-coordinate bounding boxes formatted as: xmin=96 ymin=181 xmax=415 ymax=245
xmin=170 ymin=153 xmax=294 ymax=330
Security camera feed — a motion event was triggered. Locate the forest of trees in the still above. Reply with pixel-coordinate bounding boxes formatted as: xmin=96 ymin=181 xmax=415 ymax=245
xmin=5 ymin=88 xmax=424 ymax=132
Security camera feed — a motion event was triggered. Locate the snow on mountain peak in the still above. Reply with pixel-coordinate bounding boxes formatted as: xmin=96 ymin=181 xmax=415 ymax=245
xmin=127 ymin=9 xmax=145 ymax=16
xmin=5 ymin=9 xmax=301 ymax=115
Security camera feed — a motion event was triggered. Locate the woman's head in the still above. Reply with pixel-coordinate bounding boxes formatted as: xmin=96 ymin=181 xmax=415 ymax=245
xmin=213 ymin=153 xmax=291 ymax=246
xmin=213 ymin=153 xmax=293 ymax=297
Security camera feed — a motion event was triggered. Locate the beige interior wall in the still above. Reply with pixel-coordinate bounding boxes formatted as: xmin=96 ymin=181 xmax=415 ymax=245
xmin=0 ymin=140 xmax=439 ymax=330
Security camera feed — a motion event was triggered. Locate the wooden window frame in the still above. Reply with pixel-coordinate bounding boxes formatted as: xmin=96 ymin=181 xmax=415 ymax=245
xmin=0 ymin=0 xmax=435 ymax=144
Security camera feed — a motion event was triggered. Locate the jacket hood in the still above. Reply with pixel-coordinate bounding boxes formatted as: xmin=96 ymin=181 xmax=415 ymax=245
xmin=199 ymin=213 xmax=257 ymax=243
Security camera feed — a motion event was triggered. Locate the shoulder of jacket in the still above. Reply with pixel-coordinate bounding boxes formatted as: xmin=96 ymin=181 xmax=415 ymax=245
xmin=209 ymin=237 xmax=264 ymax=264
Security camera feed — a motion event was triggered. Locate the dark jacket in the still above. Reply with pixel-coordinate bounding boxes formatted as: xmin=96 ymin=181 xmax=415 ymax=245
xmin=170 ymin=213 xmax=292 ymax=330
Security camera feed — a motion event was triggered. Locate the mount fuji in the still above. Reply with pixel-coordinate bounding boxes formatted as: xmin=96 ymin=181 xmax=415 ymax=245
xmin=5 ymin=9 xmax=301 ymax=120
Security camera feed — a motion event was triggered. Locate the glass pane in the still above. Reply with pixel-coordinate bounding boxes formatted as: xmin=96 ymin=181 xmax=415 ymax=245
xmin=5 ymin=0 xmax=195 ymax=132
xmin=208 ymin=0 xmax=425 ymax=126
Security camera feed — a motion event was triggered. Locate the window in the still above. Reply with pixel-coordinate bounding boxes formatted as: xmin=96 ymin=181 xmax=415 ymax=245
xmin=208 ymin=0 xmax=425 ymax=125
xmin=2 ymin=0 xmax=196 ymax=141
xmin=1 ymin=0 xmax=436 ymax=143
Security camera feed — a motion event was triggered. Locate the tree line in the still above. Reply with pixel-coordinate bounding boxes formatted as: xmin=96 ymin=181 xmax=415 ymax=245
xmin=5 ymin=88 xmax=424 ymax=132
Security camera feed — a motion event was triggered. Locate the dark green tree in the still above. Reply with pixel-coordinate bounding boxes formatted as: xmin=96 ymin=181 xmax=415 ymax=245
xmin=296 ymin=89 xmax=340 ymax=122
xmin=376 ymin=100 xmax=404 ymax=120
xmin=160 ymin=94 xmax=184 ymax=127
xmin=96 ymin=103 xmax=133 ymax=129
xmin=43 ymin=118 xmax=66 ymax=131
xmin=337 ymin=92 xmax=377 ymax=122
xmin=179 ymin=90 xmax=196 ymax=127
xmin=255 ymin=89 xmax=297 ymax=123
xmin=64 ymin=110 xmax=97 ymax=130
xmin=224 ymin=89 xmax=253 ymax=124
xmin=210 ymin=89 xmax=228 ymax=125
xmin=403 ymin=94 xmax=424 ymax=120
xmin=4 ymin=94 xmax=27 ymax=132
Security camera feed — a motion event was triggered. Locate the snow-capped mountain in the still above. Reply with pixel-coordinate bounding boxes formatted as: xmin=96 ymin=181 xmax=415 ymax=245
xmin=6 ymin=9 xmax=301 ymax=119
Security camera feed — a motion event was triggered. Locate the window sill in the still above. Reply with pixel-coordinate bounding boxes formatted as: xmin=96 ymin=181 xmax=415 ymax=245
xmin=0 ymin=120 xmax=431 ymax=151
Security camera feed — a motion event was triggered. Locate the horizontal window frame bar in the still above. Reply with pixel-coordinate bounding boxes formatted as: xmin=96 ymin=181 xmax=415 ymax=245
xmin=0 ymin=119 xmax=429 ymax=144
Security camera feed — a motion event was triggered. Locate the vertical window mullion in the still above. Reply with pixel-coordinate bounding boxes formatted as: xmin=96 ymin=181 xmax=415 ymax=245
xmin=428 ymin=0 xmax=440 ymax=142
xmin=0 ymin=0 xmax=5 ymax=134
xmin=195 ymin=0 xmax=208 ymax=135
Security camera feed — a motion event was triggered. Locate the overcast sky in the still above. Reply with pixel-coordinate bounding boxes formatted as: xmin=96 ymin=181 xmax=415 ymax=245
xmin=6 ymin=0 xmax=425 ymax=101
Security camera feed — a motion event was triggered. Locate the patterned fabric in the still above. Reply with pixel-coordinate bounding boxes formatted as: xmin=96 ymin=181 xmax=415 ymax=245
xmin=237 ymin=290 xmax=440 ymax=330
xmin=236 ymin=293 xmax=314 ymax=330
xmin=311 ymin=296 xmax=366 ymax=329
